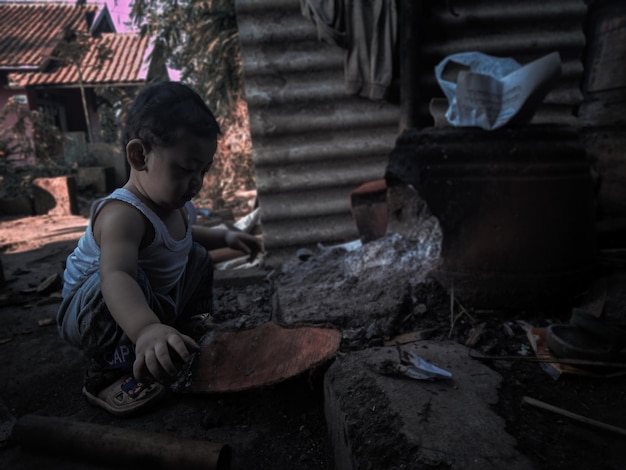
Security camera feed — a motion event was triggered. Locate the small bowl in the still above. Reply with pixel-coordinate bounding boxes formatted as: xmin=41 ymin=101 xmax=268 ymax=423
xmin=546 ymin=324 xmax=614 ymax=361
xmin=570 ymin=308 xmax=626 ymax=351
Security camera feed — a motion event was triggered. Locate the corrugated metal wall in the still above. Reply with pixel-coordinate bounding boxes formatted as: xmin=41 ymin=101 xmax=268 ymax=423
xmin=234 ymin=0 xmax=589 ymax=266
xmin=235 ymin=0 xmax=401 ymax=266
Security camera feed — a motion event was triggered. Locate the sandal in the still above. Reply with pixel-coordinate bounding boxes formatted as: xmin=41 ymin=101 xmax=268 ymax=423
xmin=82 ymin=373 xmax=168 ymax=417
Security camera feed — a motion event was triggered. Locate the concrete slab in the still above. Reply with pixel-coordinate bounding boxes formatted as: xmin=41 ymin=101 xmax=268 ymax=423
xmin=324 ymin=341 xmax=534 ymax=470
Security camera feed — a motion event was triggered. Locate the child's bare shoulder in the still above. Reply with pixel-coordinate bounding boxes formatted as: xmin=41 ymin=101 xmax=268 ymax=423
xmin=93 ymin=199 xmax=146 ymax=244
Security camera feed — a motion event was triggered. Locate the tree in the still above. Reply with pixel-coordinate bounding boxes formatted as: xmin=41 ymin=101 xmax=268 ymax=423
xmin=0 ymin=97 xmax=63 ymax=167
xmin=51 ymin=26 xmax=113 ymax=143
xmin=129 ymin=0 xmax=243 ymax=120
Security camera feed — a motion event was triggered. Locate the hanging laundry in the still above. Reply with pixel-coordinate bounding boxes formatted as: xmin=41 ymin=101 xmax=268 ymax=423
xmin=301 ymin=0 xmax=398 ymax=101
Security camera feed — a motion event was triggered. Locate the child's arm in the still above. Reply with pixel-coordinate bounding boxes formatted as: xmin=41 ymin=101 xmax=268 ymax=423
xmin=94 ymin=202 xmax=198 ymax=383
xmin=192 ymin=225 xmax=263 ymax=261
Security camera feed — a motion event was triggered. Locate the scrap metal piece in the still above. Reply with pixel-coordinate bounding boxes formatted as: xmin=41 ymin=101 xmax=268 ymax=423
xmin=400 ymin=349 xmax=452 ymax=381
xmin=369 ymin=348 xmax=452 ymax=381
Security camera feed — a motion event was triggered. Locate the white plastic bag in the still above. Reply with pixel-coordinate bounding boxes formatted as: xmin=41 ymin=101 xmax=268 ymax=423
xmin=434 ymin=51 xmax=561 ymax=130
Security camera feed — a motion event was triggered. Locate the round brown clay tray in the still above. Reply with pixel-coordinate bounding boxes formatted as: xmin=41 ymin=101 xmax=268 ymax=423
xmin=187 ymin=322 xmax=341 ymax=393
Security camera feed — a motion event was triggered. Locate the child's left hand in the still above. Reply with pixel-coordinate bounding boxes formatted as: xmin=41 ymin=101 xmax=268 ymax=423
xmin=225 ymin=230 xmax=263 ymax=261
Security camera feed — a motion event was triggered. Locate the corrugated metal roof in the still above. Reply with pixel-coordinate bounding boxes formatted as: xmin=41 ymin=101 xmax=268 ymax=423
xmin=8 ymin=32 xmax=151 ymax=87
xmin=0 ymin=2 xmax=102 ymax=71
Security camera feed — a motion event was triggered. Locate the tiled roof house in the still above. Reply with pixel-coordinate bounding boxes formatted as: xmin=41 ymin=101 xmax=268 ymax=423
xmin=0 ymin=1 xmax=168 ymax=147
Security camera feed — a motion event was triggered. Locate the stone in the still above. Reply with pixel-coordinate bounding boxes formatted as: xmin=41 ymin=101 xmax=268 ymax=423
xmin=32 ymin=176 xmax=79 ymax=216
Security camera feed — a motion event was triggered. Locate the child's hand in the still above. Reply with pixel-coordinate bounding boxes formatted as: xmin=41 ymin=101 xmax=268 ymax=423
xmin=133 ymin=323 xmax=199 ymax=384
xmin=225 ymin=230 xmax=263 ymax=261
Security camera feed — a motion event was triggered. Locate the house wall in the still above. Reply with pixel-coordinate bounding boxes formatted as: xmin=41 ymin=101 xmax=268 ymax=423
xmin=27 ymin=87 xmax=103 ymax=151
xmin=235 ymin=0 xmax=590 ymax=267
xmin=28 ymin=88 xmax=86 ymax=134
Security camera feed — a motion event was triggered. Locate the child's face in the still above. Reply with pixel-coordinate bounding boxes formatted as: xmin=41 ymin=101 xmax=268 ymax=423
xmin=142 ymin=133 xmax=216 ymax=210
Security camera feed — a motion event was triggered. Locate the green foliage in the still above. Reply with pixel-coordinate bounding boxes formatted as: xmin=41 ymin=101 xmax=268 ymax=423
xmin=197 ymin=98 xmax=254 ymax=210
xmin=0 ymin=97 xmax=65 ymax=198
xmin=52 ymin=18 xmax=114 ymax=143
xmin=130 ymin=0 xmax=243 ymax=120
xmin=0 ymin=97 xmax=63 ymax=168
xmin=30 ymin=109 xmax=63 ymax=164
xmin=95 ymin=86 xmax=133 ymax=145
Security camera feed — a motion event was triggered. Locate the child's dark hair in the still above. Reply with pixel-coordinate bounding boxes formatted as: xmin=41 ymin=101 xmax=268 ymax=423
xmin=123 ymin=81 xmax=220 ymax=153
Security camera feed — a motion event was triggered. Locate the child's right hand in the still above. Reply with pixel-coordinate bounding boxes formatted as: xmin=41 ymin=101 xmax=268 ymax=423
xmin=133 ymin=323 xmax=199 ymax=384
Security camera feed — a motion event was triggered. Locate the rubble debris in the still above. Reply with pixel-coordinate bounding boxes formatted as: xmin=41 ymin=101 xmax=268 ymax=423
xmin=35 ymin=293 xmax=63 ymax=306
xmin=384 ymin=328 xmax=439 ymax=346
xmin=37 ymin=317 xmax=55 ymax=327
xmin=465 ymin=322 xmax=487 ymax=348
xmin=36 ymin=273 xmax=62 ymax=296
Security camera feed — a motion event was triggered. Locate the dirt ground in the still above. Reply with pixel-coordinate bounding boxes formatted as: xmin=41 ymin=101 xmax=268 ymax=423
xmin=2 ymin=205 xmax=626 ymax=469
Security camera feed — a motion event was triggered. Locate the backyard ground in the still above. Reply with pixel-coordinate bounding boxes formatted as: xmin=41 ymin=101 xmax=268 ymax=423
xmin=1 ymin=206 xmax=626 ymax=469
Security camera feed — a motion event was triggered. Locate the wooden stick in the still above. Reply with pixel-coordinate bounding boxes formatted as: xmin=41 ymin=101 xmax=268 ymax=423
xmin=13 ymin=414 xmax=232 ymax=470
xmin=521 ymin=396 xmax=626 ymax=438
xmin=470 ymin=351 xmax=626 ymax=369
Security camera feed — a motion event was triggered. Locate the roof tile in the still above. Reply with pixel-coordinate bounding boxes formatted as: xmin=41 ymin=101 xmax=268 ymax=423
xmin=0 ymin=2 xmax=100 ymax=70
xmin=8 ymin=32 xmax=152 ymax=87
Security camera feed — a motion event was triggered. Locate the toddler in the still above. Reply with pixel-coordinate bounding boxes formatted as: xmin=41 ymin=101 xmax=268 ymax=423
xmin=57 ymin=81 xmax=261 ymax=416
